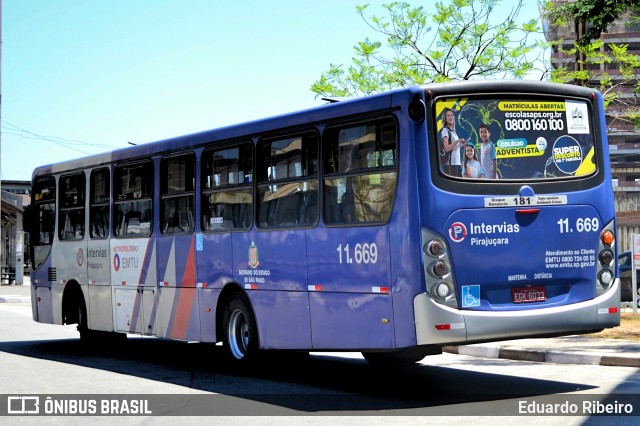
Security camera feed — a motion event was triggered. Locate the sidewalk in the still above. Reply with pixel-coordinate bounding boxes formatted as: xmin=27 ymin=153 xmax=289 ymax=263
xmin=0 ymin=275 xmax=31 ymax=303
xmin=443 ymin=334 xmax=640 ymax=368
xmin=1 ymin=278 xmax=639 ymax=367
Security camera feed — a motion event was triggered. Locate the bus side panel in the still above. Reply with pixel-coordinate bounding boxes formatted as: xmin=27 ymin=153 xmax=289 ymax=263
xmin=233 ymin=230 xmax=311 ymax=350
xmin=53 ymin=240 xmax=86 ymax=324
xmin=196 ymin=233 xmax=233 ymax=290
xmin=34 ymin=286 xmax=53 ymax=324
xmin=307 ymin=227 xmax=393 ymax=349
xmin=86 ymin=239 xmax=112 ymax=331
xmin=250 ymin=290 xmax=311 ymax=349
xmin=31 ymin=255 xmax=54 ymax=324
xmin=389 ymin=116 xmax=424 ymax=348
xmin=157 ymin=287 xmax=200 ymax=341
xmin=196 ymin=233 xmax=233 ymax=342
xmin=309 ymin=292 xmax=392 ymax=349
xmin=110 ymin=238 xmax=157 ymax=334
xmin=87 ymin=285 xmax=113 ymax=332
xmin=156 ymin=236 xmax=201 ymax=341
xmin=198 ymin=287 xmax=221 ymax=342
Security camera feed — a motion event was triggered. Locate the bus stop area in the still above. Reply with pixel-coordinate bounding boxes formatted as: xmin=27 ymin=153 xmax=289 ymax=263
xmin=1 ymin=278 xmax=638 ymax=368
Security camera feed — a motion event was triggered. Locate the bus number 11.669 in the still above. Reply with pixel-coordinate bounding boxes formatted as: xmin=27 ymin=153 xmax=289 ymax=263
xmin=557 ymin=217 xmax=599 ymax=233
xmin=337 ymin=243 xmax=378 ymax=265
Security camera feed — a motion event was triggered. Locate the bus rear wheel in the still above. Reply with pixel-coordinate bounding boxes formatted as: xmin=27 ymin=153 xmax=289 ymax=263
xmin=222 ymin=293 xmax=259 ymax=363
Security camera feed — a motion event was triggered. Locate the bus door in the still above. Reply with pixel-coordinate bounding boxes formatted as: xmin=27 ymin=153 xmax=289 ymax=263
xmin=54 ymin=173 xmax=88 ymax=325
xmin=27 ymin=176 xmax=57 ymax=324
xmin=111 ymin=161 xmax=157 ymax=335
xmin=86 ymin=168 xmax=113 ymax=332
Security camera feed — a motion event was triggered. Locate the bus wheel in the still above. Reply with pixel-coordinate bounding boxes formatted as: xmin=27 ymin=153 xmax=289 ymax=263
xmin=76 ymin=297 xmax=94 ymax=343
xmin=223 ymin=293 xmax=259 ymax=363
xmin=362 ymin=346 xmax=440 ymax=366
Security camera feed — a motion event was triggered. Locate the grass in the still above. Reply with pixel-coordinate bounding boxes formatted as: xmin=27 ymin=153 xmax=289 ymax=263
xmin=588 ymin=312 xmax=640 ymax=341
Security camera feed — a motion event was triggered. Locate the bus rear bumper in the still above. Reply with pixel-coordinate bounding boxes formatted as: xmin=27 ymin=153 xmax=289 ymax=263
xmin=414 ymin=279 xmax=621 ymax=346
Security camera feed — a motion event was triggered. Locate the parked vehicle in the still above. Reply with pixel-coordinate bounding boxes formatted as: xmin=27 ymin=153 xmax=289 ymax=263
xmin=618 ymin=250 xmax=640 ymax=307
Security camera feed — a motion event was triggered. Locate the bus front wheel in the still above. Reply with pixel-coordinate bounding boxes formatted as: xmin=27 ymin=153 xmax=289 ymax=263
xmin=222 ymin=293 xmax=259 ymax=363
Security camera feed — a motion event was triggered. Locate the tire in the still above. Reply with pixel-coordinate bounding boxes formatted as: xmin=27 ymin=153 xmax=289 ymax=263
xmin=362 ymin=345 xmax=441 ymax=366
xmin=76 ymin=296 xmax=95 ymax=344
xmin=222 ymin=293 xmax=259 ymax=363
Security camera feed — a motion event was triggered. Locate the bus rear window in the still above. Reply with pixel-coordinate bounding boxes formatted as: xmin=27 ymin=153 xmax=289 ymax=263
xmin=434 ymin=96 xmax=596 ymax=180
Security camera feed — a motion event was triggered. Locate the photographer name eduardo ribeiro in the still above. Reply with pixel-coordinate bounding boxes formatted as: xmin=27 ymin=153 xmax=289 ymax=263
xmin=518 ymin=399 xmax=634 ymax=415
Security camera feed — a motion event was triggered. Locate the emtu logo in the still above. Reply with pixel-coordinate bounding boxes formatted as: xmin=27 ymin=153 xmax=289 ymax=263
xmin=449 ymin=222 xmax=467 ymax=242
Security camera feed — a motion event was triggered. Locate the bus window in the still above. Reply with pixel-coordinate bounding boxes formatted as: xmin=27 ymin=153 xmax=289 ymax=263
xmin=113 ymin=161 xmax=153 ymax=237
xmin=201 ymin=143 xmax=253 ymax=231
xmin=257 ymin=132 xmax=318 ymax=228
xmin=29 ymin=176 xmax=56 ymax=269
xmin=434 ymin=97 xmax=597 ymax=180
xmin=323 ymin=118 xmax=398 ymax=225
xmin=90 ymin=168 xmax=110 ymax=239
xmin=58 ymin=173 xmax=86 ymax=241
xmin=161 ymin=153 xmax=195 ymax=234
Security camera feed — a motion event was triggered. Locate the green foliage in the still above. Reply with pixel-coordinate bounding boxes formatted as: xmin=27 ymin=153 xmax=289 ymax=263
xmin=542 ymin=0 xmax=640 ymax=46
xmin=310 ymin=0 xmax=545 ymax=97
xmin=542 ymin=0 xmax=640 ymax=129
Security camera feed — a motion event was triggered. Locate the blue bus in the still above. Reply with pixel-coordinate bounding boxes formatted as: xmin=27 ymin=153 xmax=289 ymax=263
xmin=25 ymin=80 xmax=620 ymax=365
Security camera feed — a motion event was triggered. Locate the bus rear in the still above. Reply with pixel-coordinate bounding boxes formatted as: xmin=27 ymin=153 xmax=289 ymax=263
xmin=415 ymin=81 xmax=619 ymax=346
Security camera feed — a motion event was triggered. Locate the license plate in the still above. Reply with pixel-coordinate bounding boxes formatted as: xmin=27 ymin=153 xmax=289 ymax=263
xmin=512 ymin=286 xmax=547 ymax=303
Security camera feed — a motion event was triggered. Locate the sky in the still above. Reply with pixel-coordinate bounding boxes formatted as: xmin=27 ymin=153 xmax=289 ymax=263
xmin=1 ymin=0 xmax=545 ymax=181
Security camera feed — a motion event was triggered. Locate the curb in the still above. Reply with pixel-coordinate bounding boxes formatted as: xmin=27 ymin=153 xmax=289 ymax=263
xmin=0 ymin=295 xmax=31 ymax=304
xmin=443 ymin=345 xmax=640 ymax=368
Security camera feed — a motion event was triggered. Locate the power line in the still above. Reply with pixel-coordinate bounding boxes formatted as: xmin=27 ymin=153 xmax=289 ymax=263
xmin=1 ymin=120 xmax=120 ymax=154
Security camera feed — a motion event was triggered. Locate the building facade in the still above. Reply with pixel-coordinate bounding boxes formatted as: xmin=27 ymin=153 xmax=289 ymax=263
xmin=543 ymin=1 xmax=640 ymax=253
xmin=1 ymin=181 xmax=30 ymax=285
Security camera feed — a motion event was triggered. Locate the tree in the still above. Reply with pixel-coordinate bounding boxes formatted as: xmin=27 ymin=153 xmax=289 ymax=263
xmin=542 ymin=0 xmax=640 ymax=129
xmin=311 ymin=0 xmax=547 ymax=97
xmin=543 ymin=0 xmax=640 ymax=47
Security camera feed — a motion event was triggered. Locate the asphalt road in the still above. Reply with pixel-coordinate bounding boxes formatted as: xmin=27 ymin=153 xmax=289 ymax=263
xmin=1 ymin=302 xmax=640 ymax=425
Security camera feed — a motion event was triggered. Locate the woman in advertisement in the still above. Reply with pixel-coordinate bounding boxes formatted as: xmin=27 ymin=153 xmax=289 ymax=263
xmin=439 ymin=107 xmax=467 ymax=176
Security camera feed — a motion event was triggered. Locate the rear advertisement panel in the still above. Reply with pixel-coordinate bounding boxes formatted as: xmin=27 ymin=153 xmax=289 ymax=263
xmin=434 ymin=97 xmax=596 ymax=180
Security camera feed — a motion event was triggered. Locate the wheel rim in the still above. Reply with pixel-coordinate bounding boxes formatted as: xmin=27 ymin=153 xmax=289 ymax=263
xmin=227 ymin=309 xmax=249 ymax=359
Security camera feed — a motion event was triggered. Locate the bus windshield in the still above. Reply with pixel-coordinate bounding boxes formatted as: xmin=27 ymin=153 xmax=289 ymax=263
xmin=434 ymin=96 xmax=596 ymax=180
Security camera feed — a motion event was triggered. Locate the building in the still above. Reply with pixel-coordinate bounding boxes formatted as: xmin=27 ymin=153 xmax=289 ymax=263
xmin=543 ymin=1 xmax=640 ymax=252
xmin=1 ymin=180 xmax=30 ymax=285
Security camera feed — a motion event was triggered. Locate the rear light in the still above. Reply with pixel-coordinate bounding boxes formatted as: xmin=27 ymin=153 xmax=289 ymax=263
xmin=431 ymin=261 xmax=448 ymax=278
xmin=599 ymin=249 xmax=614 ymax=266
xmin=599 ymin=269 xmax=613 ymax=286
xmin=434 ymin=282 xmax=450 ymax=298
xmin=601 ymin=230 xmax=614 ymax=246
xmin=425 ymin=240 xmax=445 ymax=257
xmin=596 ymin=220 xmax=616 ymax=296
xmin=421 ymin=229 xmax=458 ymax=308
